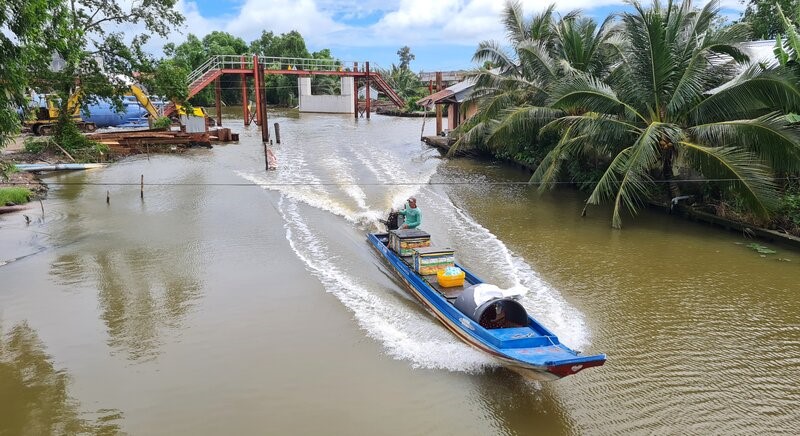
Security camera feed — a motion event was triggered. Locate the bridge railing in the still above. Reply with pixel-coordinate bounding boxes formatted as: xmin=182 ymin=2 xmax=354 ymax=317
xmin=189 ymin=54 xmax=386 ymax=79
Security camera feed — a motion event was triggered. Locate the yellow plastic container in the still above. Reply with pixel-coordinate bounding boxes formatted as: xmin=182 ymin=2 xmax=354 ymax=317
xmin=437 ymin=269 xmax=465 ymax=288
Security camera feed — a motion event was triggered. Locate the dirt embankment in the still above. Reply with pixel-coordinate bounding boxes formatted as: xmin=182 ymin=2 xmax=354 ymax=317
xmin=1 ymin=135 xmax=50 ymax=200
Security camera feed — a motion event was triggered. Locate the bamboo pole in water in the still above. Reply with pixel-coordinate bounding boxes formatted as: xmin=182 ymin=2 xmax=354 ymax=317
xmin=274 ymin=123 xmax=281 ymax=144
xmin=140 ymin=175 xmax=144 ymax=200
xmin=420 ymin=110 xmax=428 ymax=140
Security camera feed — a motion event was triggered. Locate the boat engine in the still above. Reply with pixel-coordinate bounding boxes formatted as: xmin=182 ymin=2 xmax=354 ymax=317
xmin=454 ymin=284 xmax=528 ymax=329
xmin=380 ymin=210 xmax=401 ymax=231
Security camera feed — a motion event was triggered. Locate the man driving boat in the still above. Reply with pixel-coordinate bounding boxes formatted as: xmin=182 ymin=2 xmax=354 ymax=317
xmin=397 ymin=197 xmax=421 ymax=229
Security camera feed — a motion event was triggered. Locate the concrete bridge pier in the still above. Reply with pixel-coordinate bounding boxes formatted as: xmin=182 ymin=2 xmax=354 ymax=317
xmin=298 ymin=76 xmax=355 ymax=114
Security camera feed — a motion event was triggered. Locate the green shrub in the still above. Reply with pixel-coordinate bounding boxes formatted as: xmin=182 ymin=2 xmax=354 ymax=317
xmin=152 ymin=117 xmax=172 ymax=130
xmin=0 ymin=187 xmax=32 ymax=205
xmin=781 ymin=187 xmax=800 ymax=226
xmin=24 ymin=136 xmax=53 ymax=153
xmin=54 ymin=118 xmax=97 ymax=152
xmin=1 ymin=161 xmax=16 ymax=179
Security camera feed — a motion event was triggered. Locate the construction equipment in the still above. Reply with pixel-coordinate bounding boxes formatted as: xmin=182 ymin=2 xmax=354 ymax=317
xmin=130 ymin=84 xmax=162 ymax=120
xmin=24 ymin=92 xmax=97 ymax=135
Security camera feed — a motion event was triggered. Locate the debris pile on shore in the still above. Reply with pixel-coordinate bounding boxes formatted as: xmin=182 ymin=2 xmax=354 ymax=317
xmin=88 ymin=130 xmax=211 ymax=155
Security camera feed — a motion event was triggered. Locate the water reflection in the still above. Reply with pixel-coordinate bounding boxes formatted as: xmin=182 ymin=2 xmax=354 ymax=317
xmin=0 ymin=322 xmax=122 ymax=435
xmin=470 ymin=369 xmax=572 ymax=436
xmin=46 ymin=160 xmax=207 ymax=361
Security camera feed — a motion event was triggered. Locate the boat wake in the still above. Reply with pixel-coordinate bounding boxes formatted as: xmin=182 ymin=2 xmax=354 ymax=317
xmin=423 ymin=187 xmax=590 ymax=350
xmin=236 ymin=131 xmax=588 ymax=372
xmin=277 ymin=195 xmax=494 ymax=372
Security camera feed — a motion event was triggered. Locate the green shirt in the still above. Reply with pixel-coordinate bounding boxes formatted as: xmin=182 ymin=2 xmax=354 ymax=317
xmin=398 ymin=204 xmax=422 ymax=228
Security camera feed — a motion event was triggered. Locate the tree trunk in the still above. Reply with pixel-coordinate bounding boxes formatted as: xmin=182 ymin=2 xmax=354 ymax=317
xmin=662 ymin=148 xmax=681 ymax=200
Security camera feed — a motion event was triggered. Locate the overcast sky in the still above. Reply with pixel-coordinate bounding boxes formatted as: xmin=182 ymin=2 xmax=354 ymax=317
xmin=151 ymin=0 xmax=746 ymax=71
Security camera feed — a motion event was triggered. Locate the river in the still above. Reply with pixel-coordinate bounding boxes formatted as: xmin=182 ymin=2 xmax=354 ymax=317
xmin=1 ymin=112 xmax=798 ymax=435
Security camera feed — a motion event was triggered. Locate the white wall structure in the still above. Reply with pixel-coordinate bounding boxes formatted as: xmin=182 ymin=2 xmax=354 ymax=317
xmin=298 ymin=76 xmax=355 ymax=113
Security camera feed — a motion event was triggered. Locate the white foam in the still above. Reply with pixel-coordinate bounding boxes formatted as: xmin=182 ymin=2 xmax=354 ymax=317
xmin=277 ymin=196 xmax=495 ymax=372
xmin=236 ymin=136 xmax=587 ymax=372
xmin=423 ymin=187 xmax=590 ymax=350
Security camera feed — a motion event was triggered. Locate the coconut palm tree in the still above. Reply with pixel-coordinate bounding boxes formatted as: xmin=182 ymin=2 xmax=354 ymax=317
xmin=532 ymin=0 xmax=800 ymax=228
xmin=452 ymin=2 xmax=620 ymax=152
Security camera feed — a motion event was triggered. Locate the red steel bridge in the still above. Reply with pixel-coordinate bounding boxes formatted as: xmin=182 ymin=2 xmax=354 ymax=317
xmin=165 ymin=55 xmax=405 ymax=125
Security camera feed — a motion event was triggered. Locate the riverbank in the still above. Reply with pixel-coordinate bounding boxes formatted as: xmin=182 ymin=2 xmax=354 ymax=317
xmin=422 ymin=134 xmax=800 ymax=248
xmin=1 ymin=136 xmax=50 ymax=204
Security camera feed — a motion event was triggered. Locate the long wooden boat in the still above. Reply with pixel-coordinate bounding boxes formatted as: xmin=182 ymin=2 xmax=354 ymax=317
xmin=368 ymin=232 xmax=606 ymax=380
xmin=14 ymin=163 xmax=107 ymax=172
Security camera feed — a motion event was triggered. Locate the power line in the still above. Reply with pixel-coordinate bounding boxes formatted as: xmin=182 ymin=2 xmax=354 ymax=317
xmin=1 ymin=178 xmax=795 ymax=188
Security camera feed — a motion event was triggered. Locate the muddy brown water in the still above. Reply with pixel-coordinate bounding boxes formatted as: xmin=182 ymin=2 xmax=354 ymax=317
xmin=1 ymin=113 xmax=798 ymax=435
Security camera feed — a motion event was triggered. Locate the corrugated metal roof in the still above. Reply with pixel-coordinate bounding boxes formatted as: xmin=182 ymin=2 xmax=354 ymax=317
xmin=416 ymin=77 xmax=478 ymax=107
xmin=416 ymin=89 xmax=454 ymax=108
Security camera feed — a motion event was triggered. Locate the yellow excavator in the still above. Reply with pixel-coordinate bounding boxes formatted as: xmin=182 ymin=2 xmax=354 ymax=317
xmin=130 ymin=84 xmax=162 ymax=121
xmin=24 ymin=92 xmax=97 ymax=135
xmin=130 ymin=84 xmax=211 ymax=125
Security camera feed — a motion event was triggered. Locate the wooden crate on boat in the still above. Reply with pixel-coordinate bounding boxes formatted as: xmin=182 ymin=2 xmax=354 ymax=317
xmin=413 ymin=247 xmax=455 ymax=275
xmin=389 ymin=229 xmax=430 ymax=256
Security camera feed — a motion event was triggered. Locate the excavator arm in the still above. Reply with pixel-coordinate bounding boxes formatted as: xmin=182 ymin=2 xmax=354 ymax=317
xmin=130 ymin=84 xmax=162 ymax=119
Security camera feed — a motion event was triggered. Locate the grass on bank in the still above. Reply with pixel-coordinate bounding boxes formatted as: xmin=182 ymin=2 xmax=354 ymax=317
xmin=0 ymin=187 xmax=32 ymax=205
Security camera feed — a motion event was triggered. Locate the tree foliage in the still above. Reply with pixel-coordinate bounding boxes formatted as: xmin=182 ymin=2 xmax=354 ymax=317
xmin=163 ymin=32 xmax=248 ymax=106
xmin=742 ymin=0 xmax=800 ymax=39
xmin=25 ymin=0 xmax=184 ymax=150
xmin=397 ymin=46 xmax=416 ymax=69
xmin=0 ymin=0 xmax=61 ymax=148
xmin=463 ymin=0 xmax=800 ymax=228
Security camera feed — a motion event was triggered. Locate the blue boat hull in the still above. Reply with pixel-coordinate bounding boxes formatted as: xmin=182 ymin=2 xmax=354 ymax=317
xmin=367 ymin=233 xmax=606 ymax=380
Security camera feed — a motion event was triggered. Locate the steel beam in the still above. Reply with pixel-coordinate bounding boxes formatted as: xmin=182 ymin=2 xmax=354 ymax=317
xmin=215 ymin=77 xmax=222 ymax=127
xmin=253 ymin=55 xmax=262 ymax=126
xmin=365 ymin=62 xmax=371 ymax=119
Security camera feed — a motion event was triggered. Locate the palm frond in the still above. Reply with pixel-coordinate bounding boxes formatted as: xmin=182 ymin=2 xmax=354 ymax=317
xmin=690 ymin=65 xmax=800 ymax=123
xmin=550 ymin=74 xmax=647 ymax=122
xmin=516 ymin=40 xmax=558 ymax=81
xmin=544 ymin=113 xmax=642 ymax=155
xmin=621 ymin=0 xmax=678 ymax=115
xmin=679 ymin=141 xmax=779 ymax=217
xmin=502 ymin=0 xmax=529 ymax=45
xmin=530 ymin=126 xmax=587 ymax=190
xmin=689 ymin=113 xmax=800 ymax=172
xmin=448 ymin=118 xmax=498 ymax=156
xmin=586 ymin=122 xmax=666 ymax=228
xmin=486 ymin=106 xmax=562 ymax=148
xmin=472 ymin=41 xmax=520 ymax=75
xmin=528 ymin=3 xmax=556 ymax=41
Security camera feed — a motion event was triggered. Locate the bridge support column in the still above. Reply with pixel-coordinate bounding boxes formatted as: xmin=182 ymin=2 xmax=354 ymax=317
xmin=253 ymin=55 xmax=262 ymax=127
xmin=241 ymin=56 xmax=250 ymax=126
xmin=365 ymin=62 xmax=371 ymax=119
xmin=353 ymin=62 xmax=359 ymax=119
xmin=435 ymin=71 xmax=443 ymax=135
xmin=215 ymin=77 xmax=222 ymax=127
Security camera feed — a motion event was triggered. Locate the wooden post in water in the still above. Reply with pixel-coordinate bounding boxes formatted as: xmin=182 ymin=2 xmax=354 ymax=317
xmin=274 ymin=123 xmax=281 ymax=144
xmin=140 ymin=175 xmax=144 ymax=200
xmin=353 ymin=62 xmax=359 ymax=119
xmin=435 ymin=71 xmax=443 ymax=136
xmin=365 ymin=62 xmax=371 ymax=120
xmin=106 ymin=190 xmax=110 ymax=204
xmin=263 ymin=142 xmax=270 ymax=171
